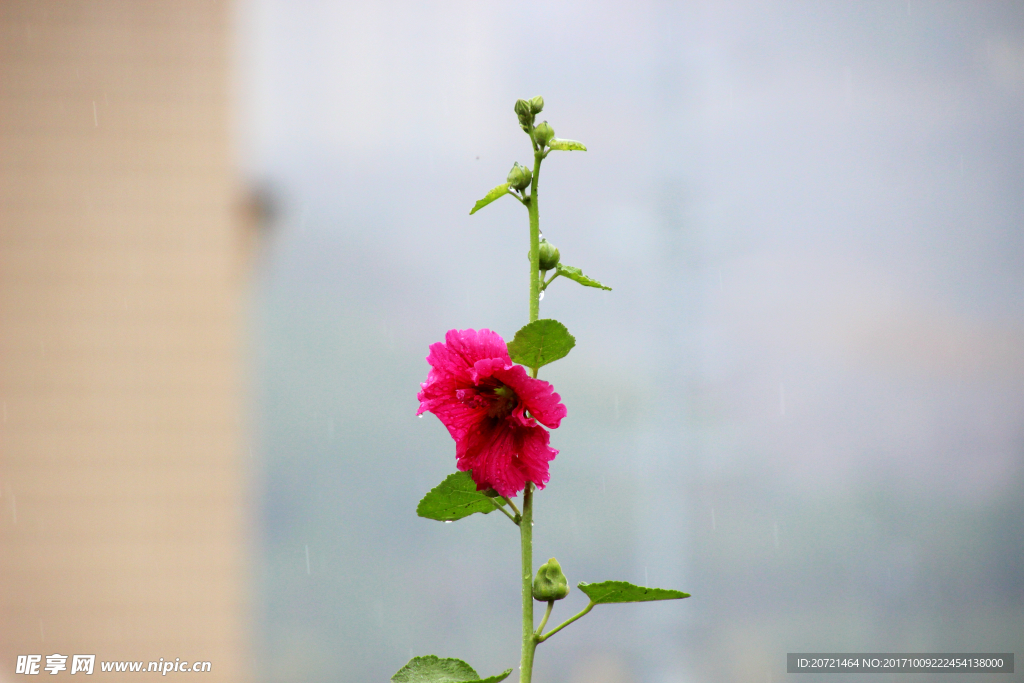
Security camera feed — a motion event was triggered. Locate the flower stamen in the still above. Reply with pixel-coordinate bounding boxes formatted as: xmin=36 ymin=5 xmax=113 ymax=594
xmin=488 ymin=384 xmax=518 ymax=419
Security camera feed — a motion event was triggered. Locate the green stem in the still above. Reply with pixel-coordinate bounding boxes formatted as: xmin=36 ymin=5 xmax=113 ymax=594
xmin=521 ymin=128 xmax=545 ymax=683
xmin=541 ymin=272 xmax=560 ymax=291
xmin=505 ymin=497 xmax=522 ymax=518
xmin=528 ymin=150 xmax=543 ymax=324
xmin=519 ymin=483 xmax=536 ymax=683
xmin=536 ymin=601 xmax=595 ymax=643
xmin=535 ymin=601 xmax=554 ymax=637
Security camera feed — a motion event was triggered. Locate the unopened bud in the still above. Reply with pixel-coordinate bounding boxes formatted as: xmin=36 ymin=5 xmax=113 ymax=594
xmin=507 ymin=162 xmax=533 ymax=191
xmin=533 ymin=557 xmax=569 ymax=601
xmin=538 ymin=239 xmax=560 ymax=271
xmin=527 ymin=239 xmax=560 ymax=270
xmin=534 ymin=121 xmax=554 ymax=148
xmin=529 ymin=96 xmax=544 ymax=115
xmin=515 ymin=99 xmax=533 ymax=127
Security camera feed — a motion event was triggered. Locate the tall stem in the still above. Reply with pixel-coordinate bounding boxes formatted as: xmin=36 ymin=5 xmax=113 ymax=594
xmin=519 ymin=483 xmax=535 ymax=683
xmin=520 ymin=147 xmax=544 ymax=683
xmin=528 ymin=151 xmax=543 ymax=325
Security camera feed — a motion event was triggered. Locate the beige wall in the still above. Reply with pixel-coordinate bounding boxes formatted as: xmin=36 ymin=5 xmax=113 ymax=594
xmin=0 ymin=1 xmax=248 ymax=680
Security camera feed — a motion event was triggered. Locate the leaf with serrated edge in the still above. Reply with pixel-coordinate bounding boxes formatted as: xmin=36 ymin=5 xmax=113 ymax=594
xmin=475 ymin=672 xmax=513 ymax=683
xmin=577 ymin=580 xmax=690 ymax=604
xmin=416 ymin=472 xmax=508 ymax=522
xmin=506 ymin=319 xmax=575 ymax=370
xmin=469 ymin=183 xmax=511 ymax=215
xmin=547 ymin=138 xmax=587 ymax=151
xmin=391 ymin=656 xmax=511 ymax=683
xmin=555 ymin=264 xmax=611 ymax=291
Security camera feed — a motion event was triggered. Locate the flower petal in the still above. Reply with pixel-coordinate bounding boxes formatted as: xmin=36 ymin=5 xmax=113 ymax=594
xmin=514 ymin=423 xmax=558 ymax=490
xmin=443 ymin=328 xmax=510 ymax=368
xmin=470 ymin=357 xmax=510 ymax=384
xmin=455 ymin=417 xmax=557 ymax=498
xmin=493 ymin=364 xmax=567 ymax=429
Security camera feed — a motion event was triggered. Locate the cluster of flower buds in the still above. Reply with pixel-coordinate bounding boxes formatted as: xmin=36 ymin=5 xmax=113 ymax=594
xmin=507 ymin=162 xmax=533 ymax=192
xmin=514 ymin=96 xmax=545 ymax=130
xmin=514 ymin=96 xmax=556 ymax=149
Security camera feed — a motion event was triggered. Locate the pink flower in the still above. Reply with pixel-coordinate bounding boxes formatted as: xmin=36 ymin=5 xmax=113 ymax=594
xmin=417 ymin=328 xmax=567 ymax=498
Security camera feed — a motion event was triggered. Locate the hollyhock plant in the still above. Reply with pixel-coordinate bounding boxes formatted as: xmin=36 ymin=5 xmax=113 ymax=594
xmin=417 ymin=328 xmax=566 ymax=498
xmin=398 ymin=97 xmax=689 ymax=683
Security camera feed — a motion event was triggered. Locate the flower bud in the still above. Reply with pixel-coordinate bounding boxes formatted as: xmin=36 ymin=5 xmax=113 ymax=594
xmin=515 ymin=99 xmax=534 ymax=127
xmin=507 ymin=162 xmax=533 ymax=192
xmin=533 ymin=557 xmax=569 ymax=601
xmin=533 ymin=121 xmax=554 ymax=148
xmin=526 ymin=239 xmax=560 ymax=270
xmin=538 ymin=239 xmax=560 ymax=270
xmin=529 ymin=96 xmax=544 ymax=115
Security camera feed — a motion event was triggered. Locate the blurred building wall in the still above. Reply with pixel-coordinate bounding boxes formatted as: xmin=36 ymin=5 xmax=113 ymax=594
xmin=0 ymin=1 xmax=248 ymax=680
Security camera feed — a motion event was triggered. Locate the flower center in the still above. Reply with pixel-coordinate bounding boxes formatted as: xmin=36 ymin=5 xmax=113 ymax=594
xmin=487 ymin=384 xmax=518 ymax=419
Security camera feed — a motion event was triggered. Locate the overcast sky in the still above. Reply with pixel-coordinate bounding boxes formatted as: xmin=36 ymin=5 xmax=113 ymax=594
xmin=236 ymin=3 xmax=1024 ymax=681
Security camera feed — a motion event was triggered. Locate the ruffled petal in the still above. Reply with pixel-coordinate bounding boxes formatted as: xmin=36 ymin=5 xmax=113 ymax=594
xmin=470 ymin=357 xmax=510 ymax=384
xmin=515 ymin=423 xmax=558 ymax=490
xmin=433 ymin=398 xmax=490 ymax=444
xmin=493 ymin=364 xmax=567 ymax=429
xmin=454 ymin=417 xmax=556 ymax=498
xmin=443 ymin=328 xmax=510 ymax=368
xmin=423 ymin=340 xmax=471 ymax=381
xmin=457 ymin=419 xmax=525 ymax=497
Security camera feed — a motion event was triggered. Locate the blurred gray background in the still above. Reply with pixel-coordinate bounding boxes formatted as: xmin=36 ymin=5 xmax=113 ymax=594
xmin=235 ymin=1 xmax=1024 ymax=682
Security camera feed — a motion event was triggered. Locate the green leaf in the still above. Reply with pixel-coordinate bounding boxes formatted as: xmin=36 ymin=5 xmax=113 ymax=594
xmin=469 ymin=183 xmax=511 ymax=215
xmin=416 ymin=472 xmax=508 ymax=522
xmin=475 ymin=673 xmax=514 ymax=683
xmin=547 ymin=138 xmax=587 ymax=151
xmin=577 ymin=580 xmax=690 ymax=604
xmin=391 ymin=656 xmax=511 ymax=683
xmin=506 ymin=319 xmax=575 ymax=370
xmin=555 ymin=264 xmax=612 ymax=291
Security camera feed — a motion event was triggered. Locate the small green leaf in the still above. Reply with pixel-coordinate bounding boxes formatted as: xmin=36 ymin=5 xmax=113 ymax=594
xmin=547 ymin=138 xmax=587 ymax=151
xmin=417 ymin=472 xmax=508 ymax=522
xmin=506 ymin=319 xmax=575 ymax=370
xmin=555 ymin=264 xmax=612 ymax=291
xmin=577 ymin=580 xmax=690 ymax=604
xmin=469 ymin=183 xmax=511 ymax=215
xmin=391 ymin=656 xmax=511 ymax=683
